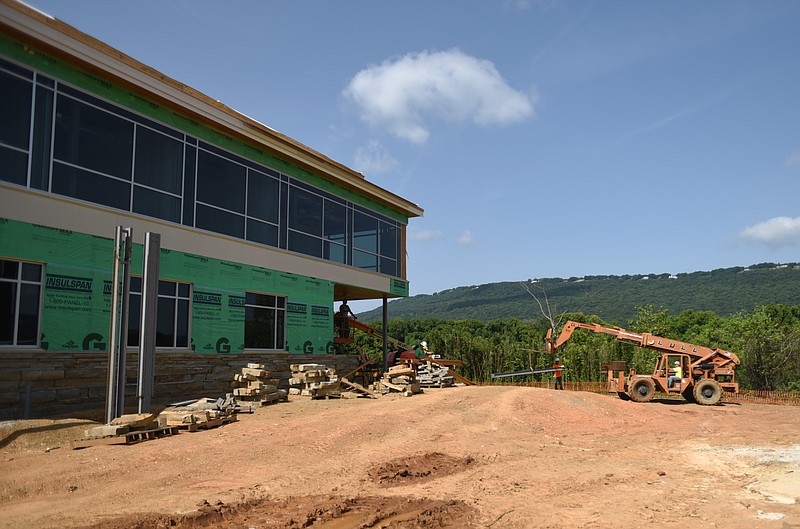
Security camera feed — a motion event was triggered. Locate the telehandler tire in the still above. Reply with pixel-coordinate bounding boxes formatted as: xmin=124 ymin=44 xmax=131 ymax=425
xmin=628 ymin=377 xmax=655 ymax=403
xmin=693 ymin=379 xmax=722 ymax=406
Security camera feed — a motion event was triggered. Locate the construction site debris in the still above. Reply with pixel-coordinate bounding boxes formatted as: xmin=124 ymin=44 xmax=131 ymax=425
xmin=375 ymin=364 xmax=422 ymax=397
xmin=230 ymin=362 xmax=288 ymax=407
xmin=416 ymin=361 xmax=455 ymax=388
xmin=289 ymin=363 xmax=341 ymax=398
xmin=158 ymin=396 xmax=238 ymax=431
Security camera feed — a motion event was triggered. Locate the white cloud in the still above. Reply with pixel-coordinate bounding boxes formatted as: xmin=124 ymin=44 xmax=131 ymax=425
xmin=785 ymin=152 xmax=800 ymax=168
xmin=409 ymin=228 xmax=444 ymax=242
xmin=740 ymin=216 xmax=800 ymax=247
xmin=343 ymin=49 xmax=536 ymax=144
xmin=457 ymin=230 xmax=477 ymax=246
xmin=352 ymin=140 xmax=398 ymax=175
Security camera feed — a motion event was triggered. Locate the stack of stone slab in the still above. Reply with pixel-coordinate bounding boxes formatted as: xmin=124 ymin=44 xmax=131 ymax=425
xmin=375 ymin=364 xmax=422 ymax=397
xmin=158 ymin=397 xmax=238 ymax=431
xmin=416 ymin=361 xmax=455 ymax=388
xmin=231 ymin=362 xmax=288 ymax=407
xmin=288 ymin=363 xmax=341 ymax=398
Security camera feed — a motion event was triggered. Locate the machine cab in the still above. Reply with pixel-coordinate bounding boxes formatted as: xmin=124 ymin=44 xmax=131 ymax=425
xmin=654 ymin=354 xmax=689 ymax=393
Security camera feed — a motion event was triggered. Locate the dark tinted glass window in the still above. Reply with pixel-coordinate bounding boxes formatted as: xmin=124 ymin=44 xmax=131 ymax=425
xmin=54 ymin=95 xmax=133 ymax=179
xmin=380 ymin=257 xmax=398 ymax=277
xmin=288 ymin=230 xmax=322 ymax=258
xmin=353 ymin=212 xmax=378 ymax=253
xmin=195 ymin=204 xmax=244 ymax=238
xmin=52 ymin=163 xmax=131 ymax=210
xmin=30 ymin=86 xmax=54 ymax=190
xmin=196 ymin=149 xmax=245 ymax=213
xmin=324 ymin=201 xmax=346 ymax=243
xmin=134 ymin=127 xmax=183 ymax=194
xmin=247 ymin=169 xmax=279 ymax=223
xmin=156 ymin=297 xmax=176 ymax=347
xmin=0 ymin=148 xmax=28 ymax=186
xmin=324 ymin=241 xmax=346 ymax=264
xmin=288 ymin=187 xmax=322 ymax=236
xmin=246 ymin=219 xmax=278 ymax=247
xmin=0 ymin=69 xmax=32 ymax=149
xmin=354 ymin=250 xmax=377 ymax=271
xmin=133 ymin=186 xmax=181 ymax=223
xmin=0 ymin=259 xmax=42 ymax=346
xmin=244 ymin=292 xmax=286 ymax=350
xmin=379 ymin=222 xmax=398 ymax=259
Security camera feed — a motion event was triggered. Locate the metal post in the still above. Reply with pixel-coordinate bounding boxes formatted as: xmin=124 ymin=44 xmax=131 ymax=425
xmin=116 ymin=228 xmax=133 ymax=419
xmin=137 ymin=232 xmax=160 ymax=413
xmin=106 ymin=227 xmax=122 ymax=424
xmin=105 ymin=227 xmax=133 ymax=423
xmin=382 ymin=296 xmax=389 ymax=373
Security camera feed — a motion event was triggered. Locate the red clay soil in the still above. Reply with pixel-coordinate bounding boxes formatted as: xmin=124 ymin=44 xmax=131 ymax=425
xmin=1 ymin=386 xmax=799 ymax=528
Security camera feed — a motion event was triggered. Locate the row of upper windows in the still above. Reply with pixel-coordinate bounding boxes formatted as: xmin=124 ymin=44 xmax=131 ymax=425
xmin=0 ymin=56 xmax=403 ymax=277
xmin=0 ymin=258 xmax=287 ymax=350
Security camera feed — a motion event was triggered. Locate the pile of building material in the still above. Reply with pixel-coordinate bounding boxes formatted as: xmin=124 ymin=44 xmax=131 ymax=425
xmin=71 ymin=413 xmax=180 ymax=449
xmin=231 ymin=362 xmax=288 ymax=407
xmin=157 ymin=397 xmax=238 ymax=431
xmin=375 ymin=364 xmax=422 ymax=397
xmin=416 ymin=361 xmax=455 ymax=388
xmin=289 ymin=363 xmax=341 ymax=398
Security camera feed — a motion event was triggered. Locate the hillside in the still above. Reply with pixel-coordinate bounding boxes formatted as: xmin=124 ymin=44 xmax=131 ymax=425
xmin=359 ymin=262 xmax=800 ymax=323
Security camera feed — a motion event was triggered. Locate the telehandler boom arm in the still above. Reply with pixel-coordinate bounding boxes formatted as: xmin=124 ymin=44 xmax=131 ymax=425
xmin=546 ymin=320 xmax=740 ymax=367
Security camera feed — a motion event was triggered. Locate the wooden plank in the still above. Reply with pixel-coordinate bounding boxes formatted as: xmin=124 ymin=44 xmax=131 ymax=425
xmin=447 ymin=369 xmax=476 ymax=385
xmin=340 ymin=377 xmax=376 ymax=397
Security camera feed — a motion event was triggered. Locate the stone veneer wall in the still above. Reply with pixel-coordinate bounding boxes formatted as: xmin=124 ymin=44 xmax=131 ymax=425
xmin=0 ymin=351 xmax=362 ymax=420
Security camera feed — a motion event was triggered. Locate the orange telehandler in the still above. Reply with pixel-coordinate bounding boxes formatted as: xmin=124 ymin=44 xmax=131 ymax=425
xmin=546 ymin=321 xmax=740 ymax=405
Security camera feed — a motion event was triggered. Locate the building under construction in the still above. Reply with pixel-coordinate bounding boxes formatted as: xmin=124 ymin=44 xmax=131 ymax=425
xmin=0 ymin=1 xmax=422 ymax=419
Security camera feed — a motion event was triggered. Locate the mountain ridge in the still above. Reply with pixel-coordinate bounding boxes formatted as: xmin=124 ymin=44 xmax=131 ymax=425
xmin=358 ymin=262 xmax=800 ymax=323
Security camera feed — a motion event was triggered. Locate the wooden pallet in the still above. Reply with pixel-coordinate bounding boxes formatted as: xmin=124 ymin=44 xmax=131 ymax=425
xmin=174 ymin=415 xmax=238 ymax=432
xmin=71 ymin=426 xmax=181 ymax=450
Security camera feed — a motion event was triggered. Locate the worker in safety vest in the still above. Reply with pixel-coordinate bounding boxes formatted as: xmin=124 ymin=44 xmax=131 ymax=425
xmin=668 ymin=360 xmax=682 ymax=388
xmin=553 ymin=357 xmax=565 ymax=390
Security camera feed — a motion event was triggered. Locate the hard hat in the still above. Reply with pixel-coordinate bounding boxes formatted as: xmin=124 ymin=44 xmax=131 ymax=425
xmin=674 ymin=360 xmax=679 ymax=366
xmin=420 ymin=341 xmax=427 ymax=348
xmin=554 ymin=358 xmax=560 ymax=363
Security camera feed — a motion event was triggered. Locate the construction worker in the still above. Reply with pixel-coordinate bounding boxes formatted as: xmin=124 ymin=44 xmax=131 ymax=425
xmin=668 ymin=360 xmax=682 ymax=388
xmin=336 ymin=299 xmax=356 ymax=338
xmin=553 ymin=357 xmax=565 ymax=390
xmin=414 ymin=341 xmax=429 ymax=359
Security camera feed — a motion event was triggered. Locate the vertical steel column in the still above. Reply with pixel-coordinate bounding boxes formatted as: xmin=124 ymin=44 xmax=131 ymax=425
xmin=116 ymin=229 xmax=133 ymax=419
xmin=382 ymin=296 xmax=389 ymax=373
xmin=137 ymin=232 xmax=160 ymax=414
xmin=106 ymin=227 xmax=132 ymax=424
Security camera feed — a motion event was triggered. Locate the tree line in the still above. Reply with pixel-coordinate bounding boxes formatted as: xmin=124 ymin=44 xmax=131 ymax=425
xmin=354 ymin=304 xmax=800 ymax=391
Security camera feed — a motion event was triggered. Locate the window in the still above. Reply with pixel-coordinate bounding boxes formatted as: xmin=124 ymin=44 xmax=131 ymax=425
xmin=0 ymin=57 xmax=408 ymax=278
xmin=0 ymin=259 xmax=42 ymax=346
xmin=128 ymin=278 xmax=190 ymax=348
xmin=0 ymin=67 xmax=33 ymax=186
xmin=196 ymin=149 xmax=245 ymax=213
xmin=134 ymin=126 xmax=183 ymax=194
xmin=54 ymin=94 xmax=134 ymax=180
xmin=244 ymin=292 xmax=285 ymax=350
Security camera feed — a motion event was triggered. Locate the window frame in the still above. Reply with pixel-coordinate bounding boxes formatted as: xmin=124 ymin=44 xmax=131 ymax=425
xmin=244 ymin=291 xmax=286 ymax=351
xmin=0 ymin=258 xmax=43 ymax=348
xmin=127 ymin=277 xmax=192 ymax=349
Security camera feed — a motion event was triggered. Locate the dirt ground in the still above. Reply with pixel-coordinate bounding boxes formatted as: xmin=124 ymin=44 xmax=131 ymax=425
xmin=1 ymin=385 xmax=799 ymax=528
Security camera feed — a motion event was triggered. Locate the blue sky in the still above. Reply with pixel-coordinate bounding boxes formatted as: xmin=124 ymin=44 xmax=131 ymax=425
xmin=25 ymin=0 xmax=800 ymax=312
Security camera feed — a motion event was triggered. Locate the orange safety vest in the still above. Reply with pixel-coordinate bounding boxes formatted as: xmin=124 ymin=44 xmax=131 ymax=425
xmin=553 ymin=363 xmax=564 ymax=378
